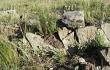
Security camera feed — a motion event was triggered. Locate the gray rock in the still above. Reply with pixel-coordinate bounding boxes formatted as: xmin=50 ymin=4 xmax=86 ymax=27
xmin=99 ymin=23 xmax=110 ymax=45
xmin=78 ymin=57 xmax=86 ymax=64
xmin=58 ymin=26 xmax=98 ymax=49
xmin=62 ymin=11 xmax=85 ymax=29
xmin=26 ymin=33 xmax=54 ymax=50
xmin=102 ymin=66 xmax=110 ymax=70
xmin=62 ymin=31 xmax=74 ymax=49
xmin=58 ymin=27 xmax=75 ymax=49
xmin=58 ymin=27 xmax=69 ymax=40
xmin=77 ymin=26 xmax=97 ymax=44
xmin=99 ymin=48 xmax=110 ymax=66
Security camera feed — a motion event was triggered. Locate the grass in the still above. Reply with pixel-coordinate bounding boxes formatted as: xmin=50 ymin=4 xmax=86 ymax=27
xmin=0 ymin=0 xmax=110 ymax=35
xmin=0 ymin=37 xmax=18 ymax=69
xmin=0 ymin=0 xmax=110 ymax=69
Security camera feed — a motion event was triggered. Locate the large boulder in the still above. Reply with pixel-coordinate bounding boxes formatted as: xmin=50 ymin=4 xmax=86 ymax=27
xmin=77 ymin=26 xmax=98 ymax=44
xmin=62 ymin=11 xmax=85 ymax=29
xmin=26 ymin=33 xmax=54 ymax=51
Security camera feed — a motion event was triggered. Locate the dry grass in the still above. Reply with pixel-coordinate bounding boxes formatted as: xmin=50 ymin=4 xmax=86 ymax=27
xmin=0 ymin=0 xmax=110 ymax=69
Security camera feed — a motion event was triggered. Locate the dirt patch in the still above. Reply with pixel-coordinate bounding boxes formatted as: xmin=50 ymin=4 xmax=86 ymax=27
xmin=43 ymin=32 xmax=64 ymax=48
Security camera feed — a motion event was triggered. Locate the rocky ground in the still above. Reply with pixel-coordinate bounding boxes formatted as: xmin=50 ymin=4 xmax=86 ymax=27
xmin=1 ymin=10 xmax=110 ymax=70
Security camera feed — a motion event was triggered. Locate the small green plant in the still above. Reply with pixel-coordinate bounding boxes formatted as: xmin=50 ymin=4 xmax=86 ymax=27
xmin=81 ymin=33 xmax=107 ymax=51
xmin=51 ymin=49 xmax=65 ymax=64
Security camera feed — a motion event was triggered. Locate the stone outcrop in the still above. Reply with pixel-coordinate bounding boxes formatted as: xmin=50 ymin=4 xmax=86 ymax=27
xmin=77 ymin=26 xmax=98 ymax=44
xmin=62 ymin=11 xmax=85 ymax=29
xmin=62 ymin=31 xmax=75 ymax=49
xmin=58 ymin=27 xmax=74 ymax=49
xmin=26 ymin=33 xmax=54 ymax=51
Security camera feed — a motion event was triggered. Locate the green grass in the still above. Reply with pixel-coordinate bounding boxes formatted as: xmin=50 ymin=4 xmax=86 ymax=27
xmin=0 ymin=37 xmax=18 ymax=69
xmin=0 ymin=0 xmax=110 ymax=35
xmin=0 ymin=0 xmax=110 ymax=69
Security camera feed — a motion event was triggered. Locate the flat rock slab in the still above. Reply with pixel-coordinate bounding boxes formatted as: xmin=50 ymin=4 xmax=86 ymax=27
xmin=99 ymin=23 xmax=110 ymax=44
xmin=77 ymin=26 xmax=97 ymax=44
xmin=58 ymin=27 xmax=69 ymax=40
xmin=62 ymin=31 xmax=74 ymax=49
xmin=62 ymin=11 xmax=85 ymax=29
xmin=26 ymin=33 xmax=54 ymax=50
xmin=58 ymin=27 xmax=75 ymax=49
xmin=99 ymin=48 xmax=110 ymax=66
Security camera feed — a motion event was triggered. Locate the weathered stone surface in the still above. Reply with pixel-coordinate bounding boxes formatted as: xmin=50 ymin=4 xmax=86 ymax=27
xmin=26 ymin=33 xmax=54 ymax=50
xmin=98 ymin=29 xmax=110 ymax=47
xmin=77 ymin=26 xmax=97 ymax=44
xmin=62 ymin=11 xmax=85 ymax=29
xmin=102 ymin=66 xmax=110 ymax=70
xmin=99 ymin=48 xmax=110 ymax=66
xmin=78 ymin=57 xmax=86 ymax=64
xmin=58 ymin=27 xmax=69 ymax=40
xmin=99 ymin=23 xmax=110 ymax=45
xmin=62 ymin=31 xmax=74 ymax=49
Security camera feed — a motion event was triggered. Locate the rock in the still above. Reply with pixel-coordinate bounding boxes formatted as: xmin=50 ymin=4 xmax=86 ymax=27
xmin=99 ymin=48 xmax=110 ymax=66
xmin=78 ymin=57 xmax=86 ymax=64
xmin=62 ymin=11 xmax=85 ymax=29
xmin=77 ymin=26 xmax=97 ymax=44
xmin=98 ymin=29 xmax=110 ymax=45
xmin=58 ymin=27 xmax=69 ymax=40
xmin=58 ymin=27 xmax=75 ymax=49
xmin=99 ymin=23 xmax=110 ymax=45
xmin=62 ymin=31 xmax=74 ymax=49
xmin=102 ymin=66 xmax=110 ymax=70
xmin=26 ymin=33 xmax=54 ymax=51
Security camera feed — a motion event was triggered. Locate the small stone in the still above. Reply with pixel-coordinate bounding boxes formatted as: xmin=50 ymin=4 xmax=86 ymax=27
xmin=78 ymin=57 xmax=86 ymax=64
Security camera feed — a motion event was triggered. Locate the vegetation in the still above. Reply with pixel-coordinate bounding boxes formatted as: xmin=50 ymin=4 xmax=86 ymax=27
xmin=0 ymin=37 xmax=18 ymax=69
xmin=0 ymin=0 xmax=110 ymax=70
xmin=0 ymin=0 xmax=110 ymax=34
